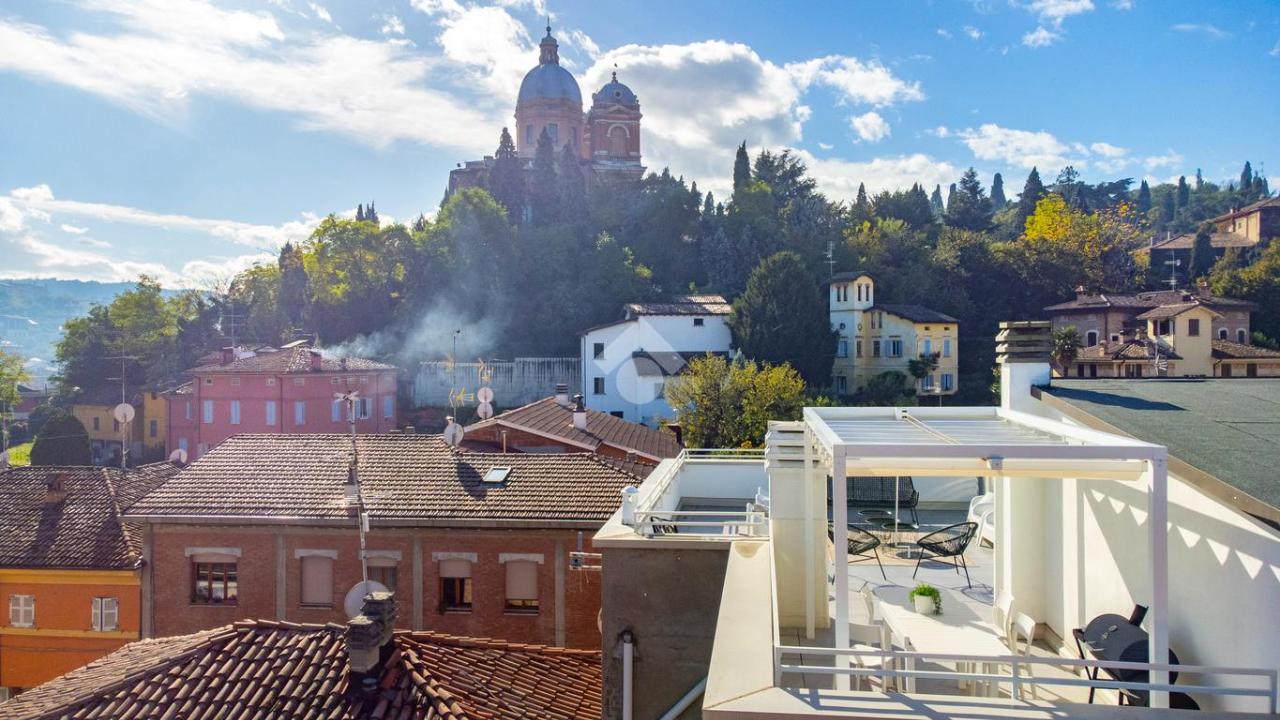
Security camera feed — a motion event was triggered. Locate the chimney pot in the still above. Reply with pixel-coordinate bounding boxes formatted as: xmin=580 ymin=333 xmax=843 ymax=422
xmin=554 ymin=383 xmax=570 ymax=407
xmin=45 ymin=473 xmax=69 ymax=504
xmin=1074 ymin=285 xmax=1087 ymax=301
xmin=220 ymin=347 xmax=235 ymax=365
xmin=309 ymin=350 xmax=323 ymax=371
xmin=345 ymin=591 xmax=398 ymax=675
xmin=572 ymin=394 xmax=587 ymax=431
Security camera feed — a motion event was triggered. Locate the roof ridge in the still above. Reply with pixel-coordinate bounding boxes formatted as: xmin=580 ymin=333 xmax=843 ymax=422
xmin=397 ymin=629 xmax=603 ymax=657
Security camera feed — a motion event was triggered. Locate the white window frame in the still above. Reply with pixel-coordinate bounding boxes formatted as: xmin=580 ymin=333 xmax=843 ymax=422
xmin=229 ymin=400 xmax=241 ymax=425
xmin=943 ymin=338 xmax=952 ymax=358
xmin=9 ymin=594 xmax=34 ymax=628
xmin=265 ymin=400 xmax=277 ymax=426
xmin=294 ymin=400 xmax=306 ymax=426
xmin=91 ymin=597 xmax=118 ymax=632
xmin=202 ymin=400 xmax=214 ymax=424
xmin=331 ymin=399 xmax=342 ymax=423
xmin=382 ymin=395 xmax=394 ymax=419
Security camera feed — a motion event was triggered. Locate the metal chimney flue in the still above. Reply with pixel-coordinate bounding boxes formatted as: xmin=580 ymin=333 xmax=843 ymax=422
xmin=572 ymin=394 xmax=587 ymax=431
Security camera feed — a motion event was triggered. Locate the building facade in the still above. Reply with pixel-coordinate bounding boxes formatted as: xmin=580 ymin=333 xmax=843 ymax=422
xmin=579 ymin=295 xmax=732 ymax=425
xmin=1046 ymin=286 xmax=1256 ymax=348
xmin=70 ymin=388 xmax=143 ymax=467
xmin=166 ymin=346 xmax=398 ymax=462
xmin=829 ymin=272 xmax=959 ymax=397
xmin=125 ymin=434 xmax=637 ymax=651
xmin=1140 ymin=197 xmax=1279 ymax=282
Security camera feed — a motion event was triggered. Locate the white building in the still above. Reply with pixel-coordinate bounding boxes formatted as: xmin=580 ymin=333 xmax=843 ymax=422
xmin=578 ymin=295 xmax=732 ymax=426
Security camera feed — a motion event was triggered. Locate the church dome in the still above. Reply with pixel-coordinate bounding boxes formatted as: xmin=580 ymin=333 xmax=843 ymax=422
xmin=594 ymin=72 xmax=637 ymax=106
xmin=517 ymin=25 xmax=582 ymax=105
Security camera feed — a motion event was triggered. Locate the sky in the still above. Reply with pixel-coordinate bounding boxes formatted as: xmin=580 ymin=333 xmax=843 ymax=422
xmin=0 ymin=0 xmax=1276 ymax=287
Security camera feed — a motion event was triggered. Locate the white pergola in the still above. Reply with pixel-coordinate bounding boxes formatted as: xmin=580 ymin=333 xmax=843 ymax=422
xmin=801 ymin=405 xmax=1172 ymax=706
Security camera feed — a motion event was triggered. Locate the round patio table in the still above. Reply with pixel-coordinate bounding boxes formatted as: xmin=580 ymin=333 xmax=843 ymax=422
xmin=876 ymin=518 xmax=920 ymax=557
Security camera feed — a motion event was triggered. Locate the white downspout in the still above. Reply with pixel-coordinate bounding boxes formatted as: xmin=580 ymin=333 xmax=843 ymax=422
xmin=658 ymin=677 xmax=706 ymax=720
xmin=621 ymin=630 xmax=635 ymax=720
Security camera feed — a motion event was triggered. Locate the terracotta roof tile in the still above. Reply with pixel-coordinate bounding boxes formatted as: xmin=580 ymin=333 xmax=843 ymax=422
xmin=624 ymin=294 xmax=731 ymax=317
xmin=192 ymin=347 xmax=397 ymax=375
xmin=1134 ymin=302 xmax=1220 ymax=320
xmin=0 ymin=621 xmax=601 ymax=720
xmin=125 ymin=434 xmax=638 ymax=525
xmin=465 ymin=397 xmax=681 ymax=461
xmin=1211 ymin=339 xmax=1280 ymax=360
xmin=870 ymin=304 xmax=958 ymax=324
xmin=0 ymin=462 xmax=180 ymax=569
xmin=1076 ymin=340 xmax=1181 ymax=361
xmin=1045 ymin=290 xmax=1255 ymax=312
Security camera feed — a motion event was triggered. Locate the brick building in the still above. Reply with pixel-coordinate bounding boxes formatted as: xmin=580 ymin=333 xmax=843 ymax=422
xmin=464 ymin=387 xmax=682 ymax=466
xmin=165 ymin=345 xmax=398 ymax=461
xmin=0 ymin=594 xmax=601 ymax=719
xmin=0 ymin=462 xmax=178 ymax=695
xmin=1045 ymin=285 xmax=1256 ymax=347
xmin=125 ymin=434 xmax=638 ymax=650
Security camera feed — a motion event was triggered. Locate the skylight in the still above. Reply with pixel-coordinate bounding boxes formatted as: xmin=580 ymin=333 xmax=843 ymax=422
xmin=482 ymin=467 xmax=512 ymax=483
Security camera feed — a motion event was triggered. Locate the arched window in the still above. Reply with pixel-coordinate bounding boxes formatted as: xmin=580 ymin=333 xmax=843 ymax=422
xmin=1218 ymin=328 xmax=1228 ymax=340
xmin=1238 ymin=328 xmax=1247 ymax=343
xmin=608 ymin=126 xmax=627 ymax=157
xmin=1085 ymin=330 xmax=1099 ymax=347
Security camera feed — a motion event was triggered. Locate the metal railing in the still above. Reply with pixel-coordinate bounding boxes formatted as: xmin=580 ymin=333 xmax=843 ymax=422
xmin=773 ymin=645 xmax=1279 ymax=714
xmin=625 ymin=448 xmax=769 ymax=538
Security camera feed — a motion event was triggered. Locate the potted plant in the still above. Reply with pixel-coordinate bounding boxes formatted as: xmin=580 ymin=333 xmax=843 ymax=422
xmin=909 ymin=583 xmax=942 ymax=615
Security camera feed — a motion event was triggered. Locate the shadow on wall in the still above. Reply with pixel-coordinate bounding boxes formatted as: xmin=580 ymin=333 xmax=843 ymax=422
xmin=1079 ymin=477 xmax=1280 ymax=712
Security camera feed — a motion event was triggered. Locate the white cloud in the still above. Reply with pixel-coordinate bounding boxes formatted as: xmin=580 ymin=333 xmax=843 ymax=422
xmin=79 ymin=237 xmax=113 ymax=248
xmin=1172 ymin=23 xmax=1231 ymax=40
xmin=963 ymin=25 xmax=983 ymax=40
xmin=796 ymin=151 xmax=961 ymax=199
xmin=956 ymin=124 xmax=1077 ymax=169
xmin=1143 ymin=151 xmax=1184 ymax=171
xmin=308 ymin=2 xmax=332 ymax=23
xmin=0 ymin=0 xmax=498 ymax=154
xmin=1027 ymin=0 xmax=1095 ymax=26
xmin=434 ymin=4 xmax=538 ymax=107
xmin=380 ymin=14 xmax=405 ymax=36
xmin=926 ymin=125 xmax=951 ymax=138
xmin=59 ymin=223 xmax=88 ymax=234
xmin=1113 ymin=0 xmax=1133 ymax=9
xmin=850 ymin=111 xmax=891 ymax=143
xmin=794 ymin=56 xmax=925 ymax=107
xmin=817 ymin=142 xmax=834 ymax=150
xmin=1022 ymin=26 xmax=1061 ymax=47
xmin=1089 ymin=141 xmax=1128 ymax=158
xmin=936 ymin=28 xmax=953 ymax=39
xmin=1271 ymin=39 xmax=1280 ymax=57
xmin=2 ymin=234 xmax=271 ymax=287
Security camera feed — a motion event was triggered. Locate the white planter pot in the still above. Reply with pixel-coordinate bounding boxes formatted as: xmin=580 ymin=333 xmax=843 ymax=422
xmin=913 ymin=595 xmax=936 ymax=614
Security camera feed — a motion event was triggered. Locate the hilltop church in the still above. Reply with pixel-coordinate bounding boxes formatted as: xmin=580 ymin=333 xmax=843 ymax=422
xmin=447 ymin=23 xmax=645 ymax=194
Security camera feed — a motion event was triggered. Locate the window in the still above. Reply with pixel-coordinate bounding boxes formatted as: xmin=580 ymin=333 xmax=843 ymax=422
xmin=265 ymin=400 xmax=277 ymax=426
xmin=357 ymin=397 xmax=373 ymax=420
xmin=439 ymin=559 xmax=472 ymax=612
xmin=693 ymin=318 xmax=704 ymax=327
xmin=610 ymin=411 xmax=625 ymax=418
xmin=505 ymin=561 xmax=539 ymax=613
xmin=921 ymin=374 xmax=934 ymax=391
xmin=229 ymin=400 xmax=241 ymax=425
xmin=9 ymin=595 xmax=34 ymax=627
xmin=593 ymin=377 xmax=605 ymax=395
xmin=202 ymin=400 xmax=213 ymax=424
xmin=332 ymin=399 xmax=342 ymax=423
xmin=1238 ymin=329 xmax=1247 ymax=343
xmin=113 ymin=419 xmax=120 ymax=433
xmin=1247 ymin=363 xmax=1258 ymax=378
xmin=872 ymin=340 xmax=882 ymax=358
xmin=525 ymin=124 xmax=534 ymax=144
xmin=889 ymin=339 xmax=903 ymax=358
xmin=1188 ymin=318 xmax=1200 ymax=337
xmin=943 ymin=339 xmax=951 ymax=358
xmin=1219 ymin=328 xmax=1228 ymax=340
xmin=570 ymin=126 xmax=578 ymax=147
xmin=91 ymin=597 xmax=118 ymax=632
xmin=593 ymin=342 xmax=605 ymax=360
xmin=1085 ymin=330 xmax=1098 ymax=347
xmin=294 ymin=401 xmax=306 ymax=426
xmin=1076 ymin=364 xmax=1085 ymax=378
xmin=1157 ymin=320 xmax=1172 ymax=336
xmin=1089 ymin=364 xmax=1098 ymax=378
xmin=1125 ymin=364 xmax=1143 ymax=378
xmin=300 ymin=555 xmax=334 ymax=607
xmin=369 ymin=563 xmax=398 ymax=591
xmin=92 ymin=416 xmax=100 ymax=431
xmin=204 ymin=377 xmax=214 ymax=386
xmin=941 ymin=373 xmax=953 ymax=391
xmin=546 ymin=123 xmax=558 ymax=143
xmin=149 ymin=419 xmax=158 ymax=438
xmin=266 ymin=377 xmax=276 ymax=387
xmin=191 ymin=562 xmax=238 ymax=604
xmin=179 ymin=437 xmax=189 ymax=452
xmin=293 ymin=377 xmax=305 ymax=387
xmin=1110 ymin=334 xmax=1120 ymax=343
xmin=836 ymin=338 xmax=849 ymax=358
xmin=922 ymin=339 xmax=932 ymax=356
xmin=855 ymin=339 xmax=863 ymax=358
xmin=835 ymin=375 xmax=847 ymax=394
xmin=1222 ymin=364 xmax=1233 ymax=378
xmin=184 ymin=401 xmax=192 ymax=421
xmin=230 ymin=377 xmax=240 ymax=386
xmin=382 ymin=395 xmax=394 ymax=419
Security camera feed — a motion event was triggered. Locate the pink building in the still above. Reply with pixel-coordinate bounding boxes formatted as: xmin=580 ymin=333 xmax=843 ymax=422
xmin=166 ymin=346 xmax=398 ymax=461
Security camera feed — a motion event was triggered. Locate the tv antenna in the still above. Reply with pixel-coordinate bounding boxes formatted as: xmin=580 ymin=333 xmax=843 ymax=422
xmin=1164 ymin=257 xmax=1181 ymax=290
xmin=336 ymin=389 xmax=369 ymax=585
xmin=825 ymin=240 xmax=836 ymax=278
xmin=105 ymin=353 xmax=140 ymax=469
xmin=219 ymin=307 xmax=245 ymax=350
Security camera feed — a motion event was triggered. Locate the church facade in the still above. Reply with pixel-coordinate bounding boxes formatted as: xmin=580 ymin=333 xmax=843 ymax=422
xmin=448 ymin=23 xmax=644 ymax=195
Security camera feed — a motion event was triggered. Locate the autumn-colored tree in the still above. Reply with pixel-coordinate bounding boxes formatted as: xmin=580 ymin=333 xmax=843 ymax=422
xmin=665 ymin=354 xmax=807 ymax=448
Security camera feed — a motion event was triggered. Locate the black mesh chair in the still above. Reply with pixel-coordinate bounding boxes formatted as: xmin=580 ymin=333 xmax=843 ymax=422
xmin=913 ymin=522 xmax=978 ymax=588
xmin=829 ymin=524 xmax=887 ymax=580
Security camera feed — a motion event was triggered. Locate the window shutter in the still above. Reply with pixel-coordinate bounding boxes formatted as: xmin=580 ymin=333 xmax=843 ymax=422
xmin=505 ymin=561 xmax=538 ymax=601
xmin=439 ymin=559 xmax=471 ymax=578
xmin=300 ymin=556 xmax=334 ymax=605
xmin=331 ymin=400 xmax=342 ymax=422
xmin=92 ymin=598 xmax=101 ymax=630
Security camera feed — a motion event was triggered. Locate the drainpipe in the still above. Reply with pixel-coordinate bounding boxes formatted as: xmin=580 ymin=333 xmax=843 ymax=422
xmin=621 ymin=630 xmax=634 ymax=720
xmin=658 ymin=677 xmax=706 ymax=720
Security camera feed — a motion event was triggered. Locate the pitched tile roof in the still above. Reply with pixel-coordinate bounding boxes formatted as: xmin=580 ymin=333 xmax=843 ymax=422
xmin=192 ymin=346 xmax=397 ymax=375
xmin=1044 ymin=289 xmax=1256 ymax=312
xmin=0 ymin=463 xmax=180 ymax=570
xmin=1145 ymin=231 xmax=1257 ymax=251
xmin=871 ymin=304 xmax=959 ymax=324
xmin=1209 ymin=195 xmax=1280 ymax=224
xmin=830 ymin=270 xmax=872 ymax=282
xmin=1076 ymin=340 xmax=1181 ymax=361
xmin=0 ymin=620 xmax=602 ymax=720
xmin=1211 ymin=339 xmax=1280 ymax=360
xmin=465 ymin=397 xmax=681 ymax=461
xmin=1134 ymin=302 xmax=1221 ymax=320
xmin=624 ymin=294 xmax=731 ymax=317
xmin=126 ymin=434 xmax=639 ymax=525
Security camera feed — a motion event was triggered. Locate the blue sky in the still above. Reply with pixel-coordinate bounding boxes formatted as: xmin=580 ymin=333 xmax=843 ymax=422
xmin=0 ymin=0 xmax=1276 ymax=286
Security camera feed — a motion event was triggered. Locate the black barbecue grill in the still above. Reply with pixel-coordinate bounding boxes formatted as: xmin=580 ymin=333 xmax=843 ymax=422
xmin=1073 ymin=605 xmax=1193 ymax=708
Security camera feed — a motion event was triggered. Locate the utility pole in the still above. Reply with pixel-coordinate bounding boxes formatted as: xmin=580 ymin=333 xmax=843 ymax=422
xmin=338 ymin=390 xmax=369 ymax=585
xmin=105 ymin=353 xmax=139 ymax=469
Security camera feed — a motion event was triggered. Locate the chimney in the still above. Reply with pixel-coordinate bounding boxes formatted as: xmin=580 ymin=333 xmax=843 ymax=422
xmin=1195 ymin=277 xmax=1209 ymax=297
xmin=1074 ymin=285 xmax=1088 ymax=301
xmin=45 ymin=472 xmax=69 ymax=504
xmin=220 ymin=346 xmax=235 ymax=365
xmin=309 ymin=350 xmax=323 ymax=371
xmin=995 ymin=321 xmax=1052 ymax=413
xmin=572 ymin=394 xmax=588 ymax=431
xmin=667 ymin=422 xmax=684 ymax=447
xmin=554 ymin=383 xmax=571 ymax=407
xmin=345 ymin=591 xmax=398 ymax=676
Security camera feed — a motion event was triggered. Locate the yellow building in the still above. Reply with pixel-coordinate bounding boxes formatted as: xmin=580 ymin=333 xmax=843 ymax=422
xmin=140 ymin=389 xmax=168 ymax=461
xmin=70 ymin=388 xmax=143 ymax=467
xmin=829 ymin=272 xmax=960 ymax=397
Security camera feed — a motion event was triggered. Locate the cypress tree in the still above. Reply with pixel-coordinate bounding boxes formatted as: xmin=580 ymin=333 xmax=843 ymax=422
xmin=733 ymin=142 xmax=751 ymax=194
xmin=356 ymin=203 xmax=365 ymax=222
xmin=946 ymin=183 xmax=958 ymax=211
xmin=1189 ymin=224 xmax=1215 ymax=280
xmin=727 ymin=251 xmax=836 ymax=387
xmin=1017 ymin=167 xmax=1047 ymax=226
xmin=556 ymin=142 xmax=587 ymax=224
xmin=930 ymin=184 xmax=944 ymax=218
xmin=1241 ymin=161 xmax=1254 ymax=194
xmin=1194 ymin=168 xmax=1204 ymax=191
xmin=1161 ymin=189 xmax=1176 ymax=223
xmin=1176 ymin=176 xmax=1189 ymax=208
xmin=944 ymin=167 xmax=994 ymax=231
xmin=1136 ymin=180 xmax=1152 ymax=213
xmin=366 ymin=201 xmax=379 ymax=225
xmin=851 ymin=182 xmax=872 ymax=224
xmin=527 ymin=128 xmax=560 ymax=225
xmin=488 ymin=127 xmax=525 ymax=221
xmin=278 ymin=242 xmax=310 ymax=327
xmin=990 ymin=172 xmax=1006 ymax=208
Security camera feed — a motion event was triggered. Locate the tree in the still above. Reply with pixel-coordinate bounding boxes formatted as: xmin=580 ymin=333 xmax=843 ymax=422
xmin=557 ymin=142 xmax=587 ymax=224
xmin=728 ymin=252 xmax=836 ymax=387
xmin=366 ymin=201 xmax=379 ymax=225
xmin=30 ymin=410 xmax=91 ymax=466
xmin=929 ymin=184 xmax=944 ymax=218
xmin=990 ymin=173 xmax=1006 ymax=208
xmin=527 ymin=128 xmax=560 ymax=225
xmin=1176 ymin=176 xmax=1190 ymax=208
xmin=488 ymin=127 xmax=526 ymax=220
xmin=0 ymin=349 xmax=28 ymax=450
xmin=753 ymin=149 xmax=816 ymax=206
xmin=1212 ymin=243 xmax=1280 ymax=342
xmin=1136 ymin=180 xmax=1152 ymax=213
xmin=906 ymin=352 xmax=940 ymax=393
xmin=664 ymin=354 xmax=807 ymax=448
xmin=733 ymin=141 xmax=751 ymax=194
xmin=1050 ymin=325 xmax=1082 ymax=375
xmin=1188 ymin=224 xmax=1215 ymax=280
xmin=277 ymin=242 xmax=310 ymax=328
xmin=1195 ymin=168 xmax=1204 ymax=191
xmin=944 ymin=167 xmax=994 ymax=232
xmin=1241 ymin=161 xmax=1254 ymax=195
xmin=859 ymin=371 xmax=916 ymax=406
xmin=356 ymin=203 xmax=365 ymax=222
xmin=1161 ymin=190 xmax=1176 ymax=223
xmin=872 ymin=186 xmax=933 ymax=229
xmin=1016 ymin=167 xmax=1047 ymax=228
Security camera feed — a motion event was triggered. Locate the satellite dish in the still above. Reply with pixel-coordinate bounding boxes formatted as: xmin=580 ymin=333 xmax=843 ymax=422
xmin=168 ymin=448 xmax=188 ymax=465
xmin=476 ymin=401 xmax=494 ymax=420
xmin=476 ymin=386 xmax=494 ymax=404
xmin=443 ymin=420 xmax=464 ymax=447
xmin=112 ymin=403 xmax=135 ymax=424
xmin=343 ymin=580 xmax=389 ymax=619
